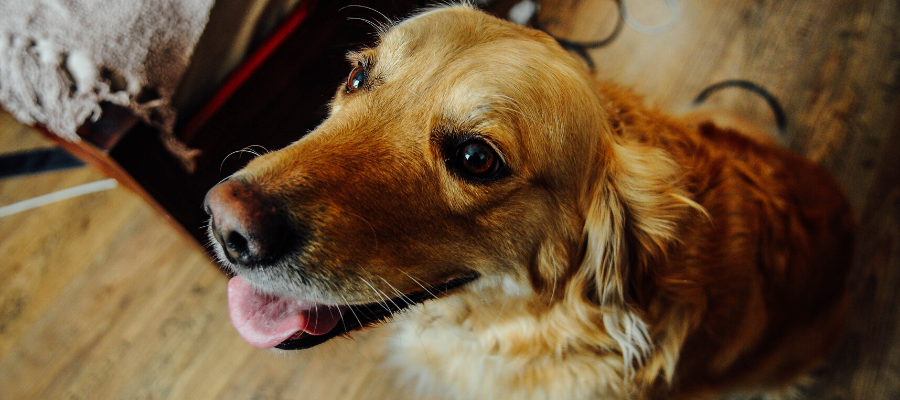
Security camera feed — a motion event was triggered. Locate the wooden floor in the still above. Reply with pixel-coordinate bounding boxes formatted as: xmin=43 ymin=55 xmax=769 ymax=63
xmin=2 ymin=0 xmax=899 ymax=398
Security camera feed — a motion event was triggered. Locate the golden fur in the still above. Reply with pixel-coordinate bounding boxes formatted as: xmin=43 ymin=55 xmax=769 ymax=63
xmin=214 ymin=6 xmax=854 ymax=399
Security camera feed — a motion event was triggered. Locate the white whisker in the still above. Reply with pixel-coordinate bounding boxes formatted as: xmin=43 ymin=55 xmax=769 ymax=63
xmin=246 ymin=144 xmax=270 ymax=154
xmin=346 ymin=17 xmax=386 ymax=33
xmin=380 ymin=277 xmax=415 ymax=308
xmin=396 ymin=269 xmax=439 ymax=300
xmin=339 ymin=293 xmax=365 ymax=329
xmin=361 ymin=278 xmax=394 ymax=313
xmin=219 ymin=145 xmax=269 ymax=171
xmin=340 ymin=5 xmax=393 ymax=34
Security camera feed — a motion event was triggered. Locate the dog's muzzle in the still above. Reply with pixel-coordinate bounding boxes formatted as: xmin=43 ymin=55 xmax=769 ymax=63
xmin=202 ymin=178 xmax=479 ymax=350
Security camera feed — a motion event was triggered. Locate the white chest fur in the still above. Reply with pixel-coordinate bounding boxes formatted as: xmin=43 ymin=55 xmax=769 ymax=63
xmin=386 ymin=286 xmax=632 ymax=400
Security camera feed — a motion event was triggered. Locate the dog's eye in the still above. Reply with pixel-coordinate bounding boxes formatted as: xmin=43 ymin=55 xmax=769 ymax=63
xmin=453 ymin=140 xmax=503 ymax=180
xmin=345 ymin=64 xmax=368 ymax=93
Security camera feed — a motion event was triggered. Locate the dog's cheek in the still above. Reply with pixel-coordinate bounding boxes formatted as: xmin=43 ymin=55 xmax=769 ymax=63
xmin=456 ymin=194 xmax=571 ymax=287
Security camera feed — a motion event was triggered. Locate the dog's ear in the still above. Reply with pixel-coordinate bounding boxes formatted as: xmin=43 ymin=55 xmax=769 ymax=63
xmin=584 ymin=142 xmax=702 ymax=304
xmin=574 ymin=141 xmax=703 ymax=378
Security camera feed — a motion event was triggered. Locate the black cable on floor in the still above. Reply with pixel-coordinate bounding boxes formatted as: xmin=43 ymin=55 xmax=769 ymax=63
xmin=530 ymin=0 xmax=624 ymax=70
xmin=693 ymin=80 xmax=788 ymax=135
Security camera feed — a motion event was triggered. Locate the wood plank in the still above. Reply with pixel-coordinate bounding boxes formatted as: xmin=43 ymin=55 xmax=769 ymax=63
xmin=0 ymin=111 xmax=54 ymax=153
xmin=807 ymin=106 xmax=900 ymax=399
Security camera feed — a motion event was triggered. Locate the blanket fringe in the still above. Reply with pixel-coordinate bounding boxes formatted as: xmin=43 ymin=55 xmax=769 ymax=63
xmin=0 ymin=31 xmax=198 ymax=172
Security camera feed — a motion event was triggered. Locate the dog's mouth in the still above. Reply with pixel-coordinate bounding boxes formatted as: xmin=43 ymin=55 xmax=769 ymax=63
xmin=227 ymin=273 xmax=479 ymax=350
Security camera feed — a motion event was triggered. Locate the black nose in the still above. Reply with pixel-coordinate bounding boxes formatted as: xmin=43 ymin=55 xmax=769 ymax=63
xmin=203 ymin=179 xmax=289 ymax=266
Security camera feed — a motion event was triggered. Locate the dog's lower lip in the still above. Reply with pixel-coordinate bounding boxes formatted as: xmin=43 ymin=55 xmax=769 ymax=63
xmin=274 ymin=273 xmax=480 ymax=350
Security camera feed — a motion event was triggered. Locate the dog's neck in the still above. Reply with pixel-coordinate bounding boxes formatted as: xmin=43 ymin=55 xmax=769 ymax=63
xmin=389 ymin=277 xmax=640 ymax=399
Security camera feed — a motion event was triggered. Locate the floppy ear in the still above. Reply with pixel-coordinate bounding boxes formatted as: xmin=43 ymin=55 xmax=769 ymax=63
xmin=577 ymin=140 xmax=704 ymax=377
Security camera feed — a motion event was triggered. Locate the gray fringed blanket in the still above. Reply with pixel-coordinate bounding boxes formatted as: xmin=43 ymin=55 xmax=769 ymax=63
xmin=0 ymin=0 xmax=214 ymax=145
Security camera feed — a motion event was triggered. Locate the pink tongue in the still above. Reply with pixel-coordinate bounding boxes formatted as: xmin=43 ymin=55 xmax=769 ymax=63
xmin=227 ymin=276 xmax=344 ymax=349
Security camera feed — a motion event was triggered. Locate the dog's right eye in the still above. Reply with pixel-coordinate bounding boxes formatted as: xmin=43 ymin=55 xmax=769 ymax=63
xmin=345 ymin=64 xmax=368 ymax=93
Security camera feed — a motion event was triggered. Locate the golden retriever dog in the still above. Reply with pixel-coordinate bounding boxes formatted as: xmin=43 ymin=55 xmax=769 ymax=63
xmin=203 ymin=5 xmax=855 ymax=399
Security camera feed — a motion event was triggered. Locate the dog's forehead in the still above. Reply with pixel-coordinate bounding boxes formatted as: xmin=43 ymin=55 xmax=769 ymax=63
xmin=381 ymin=6 xmax=491 ymax=59
xmin=377 ymin=6 xmax=534 ymax=75
xmin=374 ymin=7 xmax=554 ymax=127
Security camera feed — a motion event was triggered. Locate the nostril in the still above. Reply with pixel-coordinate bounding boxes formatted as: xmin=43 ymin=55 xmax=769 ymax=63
xmin=225 ymin=230 xmax=249 ymax=256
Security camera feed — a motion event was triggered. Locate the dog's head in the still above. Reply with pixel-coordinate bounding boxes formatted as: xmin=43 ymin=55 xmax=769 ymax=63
xmin=205 ymin=6 xmax=692 ymax=355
